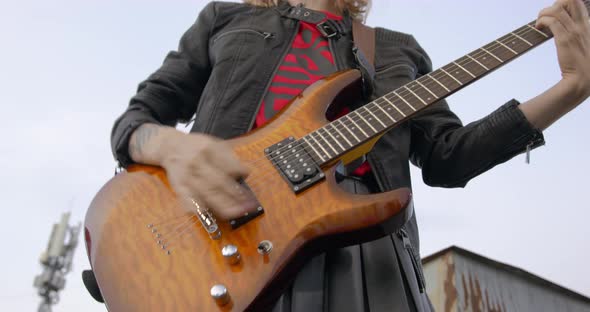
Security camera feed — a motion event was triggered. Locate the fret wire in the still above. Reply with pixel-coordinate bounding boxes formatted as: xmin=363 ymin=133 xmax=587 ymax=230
xmin=327 ymin=123 xmax=353 ymax=147
xmin=309 ymin=132 xmax=332 ymax=159
xmin=415 ymin=79 xmax=439 ymax=99
xmin=299 ymin=19 xmax=563 ymax=165
xmin=355 ymin=110 xmax=378 ymax=133
xmin=495 ymin=40 xmax=518 ymax=55
xmin=526 ymin=24 xmax=549 ymax=38
xmin=309 ymin=19 xmax=560 ymax=160
xmin=440 ymin=68 xmax=463 ymax=86
xmin=480 ymin=47 xmax=504 ymax=63
xmin=501 ymin=33 xmax=531 ymax=54
xmin=383 ymin=96 xmax=407 ymax=117
xmin=345 ymin=115 xmax=369 ymax=138
xmin=338 ymin=118 xmax=361 ymax=142
xmin=302 ymin=136 xmax=325 ymax=162
xmin=511 ymin=32 xmax=533 ymax=46
xmin=426 ymin=73 xmax=451 ymax=92
xmin=366 ymin=105 xmax=387 ymax=128
xmin=374 ymin=100 xmax=397 ymax=123
xmin=403 ymin=86 xmax=427 ymax=106
xmin=393 ymin=91 xmax=417 ymax=111
xmin=466 ymin=54 xmax=489 ymax=71
xmin=452 ymin=61 xmax=476 ymax=78
xmin=520 ymin=26 xmax=548 ymax=45
xmin=460 ymin=55 xmax=488 ymax=76
xmin=318 ymin=127 xmax=344 ymax=153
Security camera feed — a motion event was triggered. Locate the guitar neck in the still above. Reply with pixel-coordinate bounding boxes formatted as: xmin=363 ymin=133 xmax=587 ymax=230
xmin=301 ymin=0 xmax=589 ymax=166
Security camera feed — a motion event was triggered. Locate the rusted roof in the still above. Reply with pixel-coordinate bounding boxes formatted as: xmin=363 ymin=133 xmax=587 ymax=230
xmin=422 ymin=246 xmax=590 ymax=311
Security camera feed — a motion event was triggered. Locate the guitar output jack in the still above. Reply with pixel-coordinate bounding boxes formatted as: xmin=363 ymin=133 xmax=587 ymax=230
xmin=257 ymin=240 xmax=273 ymax=255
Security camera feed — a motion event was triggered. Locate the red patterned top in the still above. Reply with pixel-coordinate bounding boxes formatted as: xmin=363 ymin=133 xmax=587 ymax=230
xmin=253 ymin=11 xmax=371 ymax=177
xmin=253 ymin=11 xmax=342 ymax=127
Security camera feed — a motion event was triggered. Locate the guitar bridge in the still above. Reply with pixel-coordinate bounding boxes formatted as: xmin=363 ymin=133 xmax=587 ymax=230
xmin=265 ymin=137 xmax=325 ymax=194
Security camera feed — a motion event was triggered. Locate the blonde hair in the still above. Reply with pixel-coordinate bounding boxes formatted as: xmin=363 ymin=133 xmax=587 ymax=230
xmin=244 ymin=0 xmax=371 ymax=21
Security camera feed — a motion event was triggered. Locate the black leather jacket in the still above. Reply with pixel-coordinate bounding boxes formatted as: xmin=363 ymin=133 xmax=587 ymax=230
xmin=111 ymin=1 xmax=544 ymax=280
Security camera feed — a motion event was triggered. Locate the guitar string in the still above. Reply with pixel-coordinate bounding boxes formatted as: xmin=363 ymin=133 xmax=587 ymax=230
xmin=154 ymin=23 xmax=553 ymax=242
xmin=240 ymin=22 xmax=547 ymax=175
xmin=157 ymin=216 xmax=201 ymax=253
xmin=152 ymin=214 xmax=199 ymax=247
xmin=217 ymin=25 xmax=552 ymax=205
xmin=237 ymin=24 xmax=550 ymax=195
xmin=148 ymin=215 xmax=197 ymax=245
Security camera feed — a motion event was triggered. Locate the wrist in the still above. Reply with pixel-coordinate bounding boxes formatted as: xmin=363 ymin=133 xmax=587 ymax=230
xmin=559 ymin=76 xmax=590 ymax=102
xmin=157 ymin=127 xmax=186 ymax=166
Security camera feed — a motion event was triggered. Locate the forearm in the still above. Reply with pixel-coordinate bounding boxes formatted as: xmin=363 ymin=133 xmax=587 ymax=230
xmin=519 ymin=79 xmax=589 ymax=130
xmin=128 ymin=123 xmax=183 ymax=166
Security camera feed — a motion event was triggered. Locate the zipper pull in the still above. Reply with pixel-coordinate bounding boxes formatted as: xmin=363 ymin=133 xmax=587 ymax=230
xmin=525 ymin=142 xmax=533 ymax=164
xmin=398 ymin=228 xmax=426 ymax=293
xmin=262 ymin=32 xmax=274 ymax=39
xmin=398 ymin=228 xmax=412 ymax=248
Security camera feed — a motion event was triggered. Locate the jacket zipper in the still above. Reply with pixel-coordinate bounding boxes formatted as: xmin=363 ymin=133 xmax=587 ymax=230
xmin=213 ymin=29 xmax=274 ymax=44
xmin=525 ymin=131 xmax=544 ymax=164
xmin=247 ymin=21 xmax=300 ymax=131
xmin=398 ymin=227 xmax=426 ymax=293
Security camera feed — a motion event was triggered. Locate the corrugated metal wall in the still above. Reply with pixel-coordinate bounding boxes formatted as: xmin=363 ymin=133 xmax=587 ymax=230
xmin=422 ymin=247 xmax=590 ymax=312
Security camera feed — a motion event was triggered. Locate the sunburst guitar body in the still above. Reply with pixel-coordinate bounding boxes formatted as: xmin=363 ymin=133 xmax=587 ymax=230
xmin=84 ymin=69 xmax=414 ymax=311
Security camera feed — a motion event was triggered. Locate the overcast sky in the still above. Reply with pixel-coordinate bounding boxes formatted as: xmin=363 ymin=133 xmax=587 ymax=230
xmin=1 ymin=0 xmax=589 ymax=311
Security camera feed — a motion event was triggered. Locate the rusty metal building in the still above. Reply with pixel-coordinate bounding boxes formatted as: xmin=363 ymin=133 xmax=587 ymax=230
xmin=422 ymin=246 xmax=590 ymax=312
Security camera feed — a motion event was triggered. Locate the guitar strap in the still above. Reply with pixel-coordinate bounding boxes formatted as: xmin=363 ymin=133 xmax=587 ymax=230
xmin=352 ymin=20 xmax=376 ymax=99
xmin=337 ymin=20 xmax=377 ymax=177
xmin=352 ymin=20 xmax=375 ymax=67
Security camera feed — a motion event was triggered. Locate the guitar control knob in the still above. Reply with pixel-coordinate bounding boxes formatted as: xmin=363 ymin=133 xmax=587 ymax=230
xmin=257 ymin=240 xmax=273 ymax=255
xmin=210 ymin=284 xmax=231 ymax=306
xmin=221 ymin=244 xmax=241 ymax=265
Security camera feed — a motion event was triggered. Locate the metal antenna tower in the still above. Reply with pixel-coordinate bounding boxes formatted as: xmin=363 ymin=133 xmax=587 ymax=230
xmin=33 ymin=212 xmax=81 ymax=312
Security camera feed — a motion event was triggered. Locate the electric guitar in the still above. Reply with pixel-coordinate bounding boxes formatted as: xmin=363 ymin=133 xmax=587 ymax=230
xmin=84 ymin=2 xmax=590 ymax=311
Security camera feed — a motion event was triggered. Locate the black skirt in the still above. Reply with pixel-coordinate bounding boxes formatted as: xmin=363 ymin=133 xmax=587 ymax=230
xmin=270 ymin=176 xmax=434 ymax=312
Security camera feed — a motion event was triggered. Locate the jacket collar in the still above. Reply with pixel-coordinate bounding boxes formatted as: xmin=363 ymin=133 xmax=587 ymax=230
xmin=274 ymin=1 xmax=352 ymax=32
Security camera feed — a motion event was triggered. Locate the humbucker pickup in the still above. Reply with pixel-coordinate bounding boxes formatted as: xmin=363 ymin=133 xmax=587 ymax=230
xmin=265 ymin=137 xmax=325 ymax=194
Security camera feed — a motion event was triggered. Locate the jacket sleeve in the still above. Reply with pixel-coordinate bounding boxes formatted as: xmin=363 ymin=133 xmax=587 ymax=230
xmin=407 ymin=37 xmax=545 ymax=188
xmin=110 ymin=2 xmax=217 ymax=167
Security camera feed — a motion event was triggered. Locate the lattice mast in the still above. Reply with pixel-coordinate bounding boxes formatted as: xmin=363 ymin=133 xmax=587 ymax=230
xmin=33 ymin=212 xmax=81 ymax=312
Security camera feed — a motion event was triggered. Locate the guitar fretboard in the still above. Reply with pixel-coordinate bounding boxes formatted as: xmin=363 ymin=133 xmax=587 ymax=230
xmin=299 ymin=1 xmax=589 ymax=165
